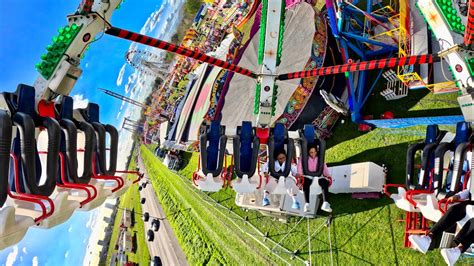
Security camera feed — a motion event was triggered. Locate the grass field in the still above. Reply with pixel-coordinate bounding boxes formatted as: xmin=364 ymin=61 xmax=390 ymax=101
xmin=140 ymin=90 xmax=473 ymax=265
xmin=106 ymin=157 xmax=150 ymax=265
xmin=141 ymin=146 xmax=281 ymax=264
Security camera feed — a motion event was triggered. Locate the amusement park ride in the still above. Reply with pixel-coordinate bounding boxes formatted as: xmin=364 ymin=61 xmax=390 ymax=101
xmin=0 ymin=0 xmax=473 ymax=255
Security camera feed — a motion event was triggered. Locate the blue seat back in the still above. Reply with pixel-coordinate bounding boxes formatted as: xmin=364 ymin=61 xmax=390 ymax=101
xmin=303 ymin=124 xmax=316 ymax=145
xmin=16 ymin=85 xmax=37 ymax=117
xmin=10 ymin=85 xmax=41 ymax=192
xmin=60 ymin=96 xmax=74 ymax=120
xmin=239 ymin=121 xmax=253 ymax=172
xmin=206 ymin=120 xmax=221 ymax=171
xmin=87 ymin=103 xmax=100 ymax=123
xmin=454 ymin=122 xmax=470 ymax=147
xmin=273 ymin=123 xmax=286 ymax=152
xmin=425 ymin=124 xmax=439 ymax=144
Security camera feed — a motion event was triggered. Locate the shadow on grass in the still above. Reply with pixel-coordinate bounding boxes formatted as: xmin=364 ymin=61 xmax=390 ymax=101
xmin=327 ymin=89 xmax=459 ymax=148
xmin=337 ymin=207 xmax=385 ymax=249
xmin=329 ymin=207 xmax=386 ymax=265
xmin=180 ymin=151 xmax=194 ymax=167
xmin=326 ymin=142 xmax=412 ymax=216
xmin=387 ymin=205 xmax=399 ymax=265
xmin=402 ymin=108 xmax=462 ymax=117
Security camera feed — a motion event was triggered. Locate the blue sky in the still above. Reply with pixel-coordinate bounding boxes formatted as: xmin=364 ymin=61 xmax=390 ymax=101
xmin=0 ymin=0 xmax=180 ymax=264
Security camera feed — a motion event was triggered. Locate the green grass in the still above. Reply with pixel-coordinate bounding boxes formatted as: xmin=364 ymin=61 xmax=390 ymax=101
xmin=141 ymin=146 xmax=281 ymax=264
xmin=106 ymin=156 xmax=150 ymax=265
xmin=362 ymin=87 xmax=461 ymax=118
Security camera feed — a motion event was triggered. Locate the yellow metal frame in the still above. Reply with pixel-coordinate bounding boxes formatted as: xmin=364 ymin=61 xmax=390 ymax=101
xmin=392 ymin=0 xmax=457 ymax=93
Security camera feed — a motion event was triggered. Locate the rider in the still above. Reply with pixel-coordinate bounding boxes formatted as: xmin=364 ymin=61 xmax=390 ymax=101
xmin=297 ymin=144 xmax=332 ymax=213
xmin=260 ymin=149 xmax=300 ymax=209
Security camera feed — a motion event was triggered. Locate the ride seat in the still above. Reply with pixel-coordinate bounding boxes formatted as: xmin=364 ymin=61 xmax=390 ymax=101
xmin=406 ymin=124 xmax=445 ymax=190
xmin=392 ymin=124 xmax=444 ymax=212
xmin=233 ymin=121 xmax=260 ymax=193
xmin=0 ymin=111 xmax=34 ymax=250
xmin=54 ymin=96 xmax=109 ymax=211
xmin=266 ymin=123 xmax=295 ymax=195
xmin=0 ymin=206 xmax=34 ymax=250
xmin=196 ymin=120 xmax=227 ymax=192
xmin=5 ymin=85 xmax=79 ymax=229
xmin=8 ymin=85 xmax=59 ymax=196
xmin=76 ymin=103 xmax=128 ymax=198
xmin=300 ymin=124 xmax=326 ymax=177
xmin=418 ymin=123 xmax=472 ymax=221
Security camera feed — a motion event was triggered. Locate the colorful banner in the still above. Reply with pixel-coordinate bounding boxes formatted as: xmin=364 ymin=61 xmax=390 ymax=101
xmin=275 ymin=11 xmax=327 ymax=127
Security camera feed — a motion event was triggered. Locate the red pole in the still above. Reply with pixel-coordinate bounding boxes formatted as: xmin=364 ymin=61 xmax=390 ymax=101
xmin=278 ymin=54 xmax=439 ymax=80
xmin=465 ymin=0 xmax=474 ymax=46
xmin=78 ymin=0 xmax=94 ymax=13
xmin=105 ymin=27 xmax=257 ymax=79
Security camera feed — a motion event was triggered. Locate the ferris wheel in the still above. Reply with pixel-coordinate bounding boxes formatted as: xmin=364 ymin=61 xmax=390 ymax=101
xmin=125 ymin=49 xmax=171 ymax=80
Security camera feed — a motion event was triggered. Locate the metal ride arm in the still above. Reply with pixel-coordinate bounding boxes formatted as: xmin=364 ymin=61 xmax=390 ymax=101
xmin=255 ymin=0 xmax=285 ymax=127
xmin=34 ymin=0 xmax=123 ymax=102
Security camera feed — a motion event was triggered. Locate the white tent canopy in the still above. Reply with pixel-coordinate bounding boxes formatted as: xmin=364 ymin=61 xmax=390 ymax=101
xmin=221 ymin=2 xmax=316 ymax=128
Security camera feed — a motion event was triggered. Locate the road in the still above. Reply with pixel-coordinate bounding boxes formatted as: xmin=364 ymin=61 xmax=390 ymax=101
xmin=137 ymin=155 xmax=188 ymax=266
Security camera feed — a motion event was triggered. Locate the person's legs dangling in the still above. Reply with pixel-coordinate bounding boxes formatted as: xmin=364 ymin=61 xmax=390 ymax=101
xmin=303 ymin=176 xmax=312 ymax=212
xmin=318 ymin=178 xmax=332 ymax=213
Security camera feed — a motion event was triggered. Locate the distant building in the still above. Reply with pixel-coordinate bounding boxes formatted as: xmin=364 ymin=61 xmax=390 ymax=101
xmin=123 ymin=209 xmax=131 ymax=228
xmin=123 ymin=231 xmax=133 ymax=253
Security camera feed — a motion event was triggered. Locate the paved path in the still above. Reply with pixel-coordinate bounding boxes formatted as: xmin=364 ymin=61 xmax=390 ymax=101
xmin=137 ymin=155 xmax=188 ymax=265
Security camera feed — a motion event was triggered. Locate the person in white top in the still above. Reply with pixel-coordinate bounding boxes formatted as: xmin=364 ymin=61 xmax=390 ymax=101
xmin=409 ymin=177 xmax=473 ymax=266
xmin=260 ymin=149 xmax=300 ymax=209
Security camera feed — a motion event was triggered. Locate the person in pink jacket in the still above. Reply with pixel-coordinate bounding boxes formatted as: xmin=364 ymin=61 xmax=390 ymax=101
xmin=297 ymin=144 xmax=332 ymax=213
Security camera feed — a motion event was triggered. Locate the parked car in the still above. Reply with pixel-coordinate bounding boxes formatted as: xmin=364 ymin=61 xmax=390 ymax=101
xmin=138 ymin=186 xmax=142 ymax=191
xmin=141 ymin=197 xmax=146 ymax=204
xmin=147 ymin=229 xmax=154 ymax=242
xmin=142 ymin=182 xmax=148 ymax=188
xmin=151 ymin=219 xmax=160 ymax=231
xmin=143 ymin=212 xmax=150 ymax=222
xmin=152 ymin=256 xmax=162 ymax=266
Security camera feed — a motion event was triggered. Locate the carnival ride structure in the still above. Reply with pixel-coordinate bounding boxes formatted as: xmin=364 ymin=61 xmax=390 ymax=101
xmin=0 ymin=0 xmax=472 ymax=253
xmin=0 ymin=0 xmax=143 ymax=250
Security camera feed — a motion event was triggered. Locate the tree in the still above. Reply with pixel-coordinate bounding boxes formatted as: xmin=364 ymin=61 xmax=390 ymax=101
xmin=185 ymin=0 xmax=202 ymax=16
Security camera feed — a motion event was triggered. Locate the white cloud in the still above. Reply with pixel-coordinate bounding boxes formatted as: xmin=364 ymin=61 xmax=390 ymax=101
xmin=120 ymin=101 xmax=126 ymax=111
xmin=68 ymin=225 xmax=73 ymax=233
xmin=72 ymin=94 xmax=89 ymax=109
xmin=148 ymin=7 xmax=164 ymax=32
xmin=124 ymin=84 xmax=131 ymax=94
xmin=6 ymin=246 xmax=18 ymax=266
xmin=32 ymin=256 xmax=38 ymax=266
xmin=140 ymin=6 xmax=165 ymax=35
xmin=64 ymin=251 xmax=69 ymax=258
xmin=116 ymin=64 xmax=126 ymax=86
xmin=22 ymin=247 xmax=27 ymax=254
xmin=86 ymin=212 xmax=96 ymax=229
xmin=140 ymin=17 xmax=152 ymax=34
xmin=116 ymin=111 xmax=122 ymax=120
xmin=128 ymin=73 xmax=137 ymax=86
xmin=85 ymin=63 xmax=89 ymax=69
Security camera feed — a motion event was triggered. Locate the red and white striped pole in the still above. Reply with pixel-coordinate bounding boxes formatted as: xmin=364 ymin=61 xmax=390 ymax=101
xmin=464 ymin=0 xmax=474 ymax=46
xmin=278 ymin=54 xmax=439 ymax=80
xmin=105 ymin=26 xmax=257 ymax=79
